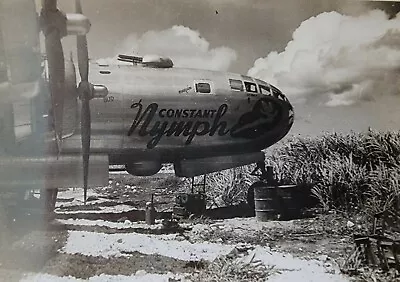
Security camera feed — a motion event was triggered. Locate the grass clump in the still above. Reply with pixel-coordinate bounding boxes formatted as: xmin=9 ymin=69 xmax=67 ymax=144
xmin=180 ymin=166 xmax=258 ymax=208
xmin=267 ymin=129 xmax=400 ymax=216
xmin=180 ymin=129 xmax=400 ymax=217
xmin=189 ymin=250 xmax=274 ymax=282
xmin=205 ymin=166 xmax=257 ymax=207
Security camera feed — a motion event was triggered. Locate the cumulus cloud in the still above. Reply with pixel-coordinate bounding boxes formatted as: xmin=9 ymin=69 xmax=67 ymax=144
xmin=98 ymin=25 xmax=237 ymax=71
xmin=248 ymin=10 xmax=400 ymax=106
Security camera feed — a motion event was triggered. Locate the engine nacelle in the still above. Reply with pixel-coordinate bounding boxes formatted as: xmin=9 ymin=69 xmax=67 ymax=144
xmin=66 ymin=13 xmax=91 ymax=36
xmin=125 ymin=161 xmax=162 ymax=176
xmin=174 ymin=152 xmax=265 ymax=177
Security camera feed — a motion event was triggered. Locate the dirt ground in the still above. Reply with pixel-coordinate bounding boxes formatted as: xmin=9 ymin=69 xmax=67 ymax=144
xmin=0 ymin=172 xmax=397 ymax=281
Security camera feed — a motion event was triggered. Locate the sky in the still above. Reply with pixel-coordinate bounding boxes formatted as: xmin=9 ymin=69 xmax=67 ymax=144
xmin=56 ymin=0 xmax=370 ymax=73
xmin=53 ymin=0 xmax=400 ymax=137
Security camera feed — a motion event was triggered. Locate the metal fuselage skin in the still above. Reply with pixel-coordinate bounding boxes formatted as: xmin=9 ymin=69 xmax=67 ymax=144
xmin=0 ymin=0 xmax=293 ymax=188
xmin=61 ymin=63 xmax=294 ymax=166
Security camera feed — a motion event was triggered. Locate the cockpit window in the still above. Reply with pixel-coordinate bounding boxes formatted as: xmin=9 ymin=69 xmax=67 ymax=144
xmin=229 ymin=79 xmax=244 ymax=91
xmin=259 ymin=85 xmax=271 ymax=95
xmin=270 ymin=84 xmax=288 ymax=101
xmin=270 ymin=85 xmax=281 ymax=97
xmin=244 ymin=81 xmax=258 ymax=93
xmin=196 ymin=82 xmax=211 ymax=93
xmin=257 ymin=79 xmax=289 ymax=102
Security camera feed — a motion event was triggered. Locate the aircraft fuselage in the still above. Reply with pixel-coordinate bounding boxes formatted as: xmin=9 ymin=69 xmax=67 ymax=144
xmin=60 ymin=63 xmax=294 ymax=169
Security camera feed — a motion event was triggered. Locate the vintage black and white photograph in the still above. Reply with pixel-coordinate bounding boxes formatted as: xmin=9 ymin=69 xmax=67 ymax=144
xmin=0 ymin=0 xmax=400 ymax=281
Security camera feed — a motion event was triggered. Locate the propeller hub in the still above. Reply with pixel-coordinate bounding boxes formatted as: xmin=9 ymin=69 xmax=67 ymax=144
xmin=93 ymin=85 xmax=108 ymax=99
xmin=78 ymin=81 xmax=92 ymax=100
xmin=77 ymin=82 xmax=108 ymax=100
xmin=66 ymin=13 xmax=91 ymax=36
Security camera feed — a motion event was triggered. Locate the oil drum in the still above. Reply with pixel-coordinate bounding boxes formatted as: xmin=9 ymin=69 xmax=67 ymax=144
xmin=253 ymin=183 xmax=303 ymax=221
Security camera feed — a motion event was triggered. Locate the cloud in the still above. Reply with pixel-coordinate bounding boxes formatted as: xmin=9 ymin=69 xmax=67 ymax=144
xmin=247 ymin=10 xmax=400 ymax=106
xmin=98 ymin=25 xmax=237 ymax=71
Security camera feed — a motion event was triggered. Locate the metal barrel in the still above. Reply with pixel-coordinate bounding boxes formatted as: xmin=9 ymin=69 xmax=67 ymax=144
xmin=254 ymin=184 xmax=302 ymax=221
xmin=254 ymin=184 xmax=279 ymax=221
xmin=278 ymin=184 xmax=303 ymax=219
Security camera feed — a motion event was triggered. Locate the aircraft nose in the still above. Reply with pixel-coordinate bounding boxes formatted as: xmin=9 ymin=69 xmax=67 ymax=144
xmin=254 ymin=78 xmax=294 ymax=131
xmin=284 ymin=94 xmax=294 ymax=128
xmin=269 ymin=86 xmax=294 ymax=128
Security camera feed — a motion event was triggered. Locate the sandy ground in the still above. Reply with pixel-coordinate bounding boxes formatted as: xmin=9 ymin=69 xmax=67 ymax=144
xmin=0 ymin=173 xmax=359 ymax=281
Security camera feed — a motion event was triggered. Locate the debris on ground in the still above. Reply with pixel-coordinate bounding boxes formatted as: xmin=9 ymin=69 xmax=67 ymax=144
xmin=0 ymin=175 xmax=362 ymax=282
xmin=343 ymin=210 xmax=400 ymax=277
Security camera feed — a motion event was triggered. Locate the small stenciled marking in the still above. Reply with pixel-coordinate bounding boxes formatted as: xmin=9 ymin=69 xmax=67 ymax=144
xmin=178 ymin=86 xmax=192 ymax=94
xmin=104 ymin=96 xmax=115 ymax=103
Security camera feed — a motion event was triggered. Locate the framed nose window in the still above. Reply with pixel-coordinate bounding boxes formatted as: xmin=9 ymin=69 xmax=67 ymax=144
xmin=229 ymin=79 xmax=244 ymax=91
xmin=195 ymin=82 xmax=211 ymax=94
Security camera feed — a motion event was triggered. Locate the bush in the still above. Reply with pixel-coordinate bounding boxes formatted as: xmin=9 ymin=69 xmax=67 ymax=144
xmin=266 ymin=129 xmax=400 ymax=216
xmin=205 ymin=166 xmax=258 ymax=207
xmin=180 ymin=166 xmax=258 ymax=208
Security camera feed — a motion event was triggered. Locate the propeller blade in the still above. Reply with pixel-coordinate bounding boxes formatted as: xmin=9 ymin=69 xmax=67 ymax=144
xmin=45 ymin=32 xmax=65 ymax=151
xmin=76 ymin=0 xmax=88 ymax=82
xmin=42 ymin=0 xmax=57 ymax=11
xmin=75 ymin=0 xmax=91 ymax=204
xmin=42 ymin=0 xmax=65 ymax=152
xmin=81 ymin=92 xmax=91 ymax=204
xmin=77 ymin=41 xmax=91 ymax=205
xmin=75 ymin=0 xmax=82 ymax=14
xmin=77 ymin=35 xmax=89 ymax=82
